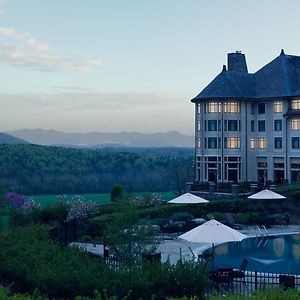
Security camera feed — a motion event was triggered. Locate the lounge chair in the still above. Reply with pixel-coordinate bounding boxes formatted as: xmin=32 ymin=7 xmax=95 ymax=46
xmin=224 ymin=213 xmax=244 ymax=230
xmin=232 ymin=258 xmax=248 ymax=282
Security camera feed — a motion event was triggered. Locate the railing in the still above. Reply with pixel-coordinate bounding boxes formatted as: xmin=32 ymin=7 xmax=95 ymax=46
xmin=208 ymin=270 xmax=300 ymax=296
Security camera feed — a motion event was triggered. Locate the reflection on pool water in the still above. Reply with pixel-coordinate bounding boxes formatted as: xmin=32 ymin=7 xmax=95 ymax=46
xmin=212 ymin=233 xmax=300 ymax=274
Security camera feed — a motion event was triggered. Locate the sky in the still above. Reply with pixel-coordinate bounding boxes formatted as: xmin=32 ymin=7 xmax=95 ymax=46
xmin=1 ymin=0 xmax=300 ymax=135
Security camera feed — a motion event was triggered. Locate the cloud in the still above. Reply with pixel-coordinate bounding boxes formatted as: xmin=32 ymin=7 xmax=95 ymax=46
xmin=23 ymin=37 xmax=52 ymax=52
xmin=0 ymin=26 xmax=30 ymax=40
xmin=0 ymin=26 xmax=101 ymax=73
xmin=88 ymin=58 xmax=101 ymax=66
xmin=0 ymin=92 xmax=194 ymax=134
xmin=0 ymin=45 xmax=91 ymax=72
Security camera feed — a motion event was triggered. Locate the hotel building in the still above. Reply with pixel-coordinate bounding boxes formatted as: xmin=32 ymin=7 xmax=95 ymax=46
xmin=192 ymin=50 xmax=300 ymax=184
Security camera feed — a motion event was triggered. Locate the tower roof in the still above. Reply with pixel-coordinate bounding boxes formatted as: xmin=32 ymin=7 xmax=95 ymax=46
xmin=192 ymin=50 xmax=300 ymax=102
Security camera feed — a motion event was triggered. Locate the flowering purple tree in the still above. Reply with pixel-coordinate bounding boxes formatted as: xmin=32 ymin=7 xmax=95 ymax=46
xmin=3 ymin=192 xmax=39 ymax=213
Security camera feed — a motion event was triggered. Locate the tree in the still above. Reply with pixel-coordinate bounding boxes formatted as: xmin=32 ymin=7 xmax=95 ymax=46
xmin=104 ymin=203 xmax=158 ymax=265
xmin=110 ymin=184 xmax=124 ymax=202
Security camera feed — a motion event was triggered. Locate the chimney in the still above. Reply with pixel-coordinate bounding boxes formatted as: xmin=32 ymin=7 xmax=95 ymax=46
xmin=227 ymin=51 xmax=248 ymax=72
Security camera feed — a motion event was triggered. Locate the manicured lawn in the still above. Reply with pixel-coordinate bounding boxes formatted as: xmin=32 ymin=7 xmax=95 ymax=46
xmin=28 ymin=191 xmax=176 ymax=206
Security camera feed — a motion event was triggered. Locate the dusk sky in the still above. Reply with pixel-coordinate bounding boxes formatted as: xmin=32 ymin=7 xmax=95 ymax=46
xmin=1 ymin=0 xmax=300 ymax=134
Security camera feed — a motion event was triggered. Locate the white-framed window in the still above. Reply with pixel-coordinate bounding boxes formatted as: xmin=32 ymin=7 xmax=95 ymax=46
xmin=206 ymin=102 xmax=221 ymax=113
xmin=227 ymin=137 xmax=240 ymax=149
xmin=250 ymin=138 xmax=255 ymax=149
xmin=197 ymin=104 xmax=201 ymax=114
xmin=258 ymin=137 xmax=266 ymax=149
xmin=292 ymin=99 xmax=300 ymax=109
xmin=291 ymin=119 xmax=300 ymax=130
xmin=197 ymin=138 xmax=201 ymax=148
xmin=197 ymin=120 xmax=201 ymax=131
xmin=274 ymin=101 xmax=283 ymax=113
xmin=224 ymin=101 xmax=240 ymax=113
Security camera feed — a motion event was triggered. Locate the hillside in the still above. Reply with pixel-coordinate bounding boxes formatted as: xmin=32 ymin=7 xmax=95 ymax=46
xmin=0 ymin=144 xmax=193 ymax=195
xmin=7 ymin=129 xmax=194 ymax=148
xmin=0 ymin=132 xmax=28 ymax=144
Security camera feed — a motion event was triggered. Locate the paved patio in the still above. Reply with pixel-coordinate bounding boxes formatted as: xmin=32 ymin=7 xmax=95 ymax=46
xmin=157 ymin=225 xmax=300 ymax=264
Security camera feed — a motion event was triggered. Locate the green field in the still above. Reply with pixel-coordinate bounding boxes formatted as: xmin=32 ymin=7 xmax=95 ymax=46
xmin=28 ymin=191 xmax=176 ymax=206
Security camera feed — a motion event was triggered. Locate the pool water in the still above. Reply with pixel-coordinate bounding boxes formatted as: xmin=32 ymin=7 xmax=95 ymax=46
xmin=212 ymin=233 xmax=300 ymax=274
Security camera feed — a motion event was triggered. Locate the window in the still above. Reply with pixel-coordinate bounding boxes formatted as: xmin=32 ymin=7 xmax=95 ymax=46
xmin=258 ymin=103 xmax=265 ymax=114
xmin=274 ymin=138 xmax=282 ymax=149
xmin=251 ymin=120 xmax=255 ymax=132
xmin=197 ymin=120 xmax=201 ymax=131
xmin=274 ymin=120 xmax=282 ymax=131
xmin=250 ymin=138 xmax=255 ymax=149
xmin=292 ymin=99 xmax=300 ymax=109
xmin=291 ymin=119 xmax=300 ymax=130
xmin=292 ymin=137 xmax=300 ymax=149
xmin=207 ymin=137 xmax=218 ymax=149
xmin=274 ymin=163 xmax=284 ymax=168
xmin=218 ymin=120 xmax=221 ymax=131
xmin=258 ymin=138 xmax=266 ymax=149
xmin=227 ymin=137 xmax=240 ymax=149
xmin=251 ymin=103 xmax=256 ymax=115
xmin=207 ymin=120 xmax=218 ymax=131
xmin=224 ymin=102 xmax=240 ymax=113
xmin=197 ymin=104 xmax=201 ymax=114
xmin=197 ymin=138 xmax=201 ymax=148
xmin=258 ymin=120 xmax=265 ymax=132
xmin=227 ymin=120 xmax=238 ymax=131
xmin=206 ymin=102 xmax=221 ymax=113
xmin=274 ymin=101 xmax=283 ymax=113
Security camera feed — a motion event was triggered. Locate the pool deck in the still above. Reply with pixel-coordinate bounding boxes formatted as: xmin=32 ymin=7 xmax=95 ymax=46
xmin=157 ymin=225 xmax=300 ymax=264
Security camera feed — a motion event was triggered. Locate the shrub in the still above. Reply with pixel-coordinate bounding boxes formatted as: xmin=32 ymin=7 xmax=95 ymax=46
xmin=0 ymin=225 xmax=209 ymax=299
xmin=110 ymin=185 xmax=124 ymax=202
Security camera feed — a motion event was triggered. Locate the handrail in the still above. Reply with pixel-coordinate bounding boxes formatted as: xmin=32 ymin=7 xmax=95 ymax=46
xmin=255 ymin=225 xmax=263 ymax=237
xmin=261 ymin=225 xmax=268 ymax=237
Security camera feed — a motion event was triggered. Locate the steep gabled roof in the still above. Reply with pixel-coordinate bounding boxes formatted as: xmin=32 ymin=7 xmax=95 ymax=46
xmin=192 ymin=50 xmax=300 ymax=102
xmin=192 ymin=69 xmax=255 ymax=101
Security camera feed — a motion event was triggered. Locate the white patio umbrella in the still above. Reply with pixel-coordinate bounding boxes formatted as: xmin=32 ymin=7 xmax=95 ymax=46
xmin=248 ymin=189 xmax=286 ymax=200
xmin=167 ymin=192 xmax=209 ymax=204
xmin=179 ymin=219 xmax=247 ymax=244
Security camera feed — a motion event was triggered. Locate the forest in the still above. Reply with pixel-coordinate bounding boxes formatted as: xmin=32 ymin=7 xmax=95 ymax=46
xmin=0 ymin=144 xmax=194 ymax=195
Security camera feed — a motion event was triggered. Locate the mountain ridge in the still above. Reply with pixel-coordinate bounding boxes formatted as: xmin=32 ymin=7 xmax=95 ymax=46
xmin=7 ymin=128 xmax=194 ymax=148
xmin=0 ymin=132 xmax=28 ymax=144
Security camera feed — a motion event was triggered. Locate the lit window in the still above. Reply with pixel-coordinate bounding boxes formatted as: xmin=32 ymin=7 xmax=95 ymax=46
xmin=227 ymin=137 xmax=240 ymax=149
xmin=250 ymin=138 xmax=255 ymax=149
xmin=292 ymin=100 xmax=300 ymax=109
xmin=274 ymin=101 xmax=283 ymax=113
xmin=258 ymin=138 xmax=266 ymax=149
xmin=197 ymin=104 xmax=201 ymax=114
xmin=197 ymin=121 xmax=201 ymax=131
xmin=274 ymin=120 xmax=282 ymax=131
xmin=224 ymin=102 xmax=240 ymax=113
xmin=206 ymin=102 xmax=221 ymax=113
xmin=258 ymin=103 xmax=265 ymax=114
xmin=291 ymin=119 xmax=300 ymax=130
xmin=274 ymin=137 xmax=282 ymax=149
xmin=292 ymin=137 xmax=300 ymax=149
xmin=197 ymin=138 xmax=201 ymax=148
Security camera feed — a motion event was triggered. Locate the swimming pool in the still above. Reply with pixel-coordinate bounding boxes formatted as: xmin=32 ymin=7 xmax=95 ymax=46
xmin=211 ymin=233 xmax=300 ymax=274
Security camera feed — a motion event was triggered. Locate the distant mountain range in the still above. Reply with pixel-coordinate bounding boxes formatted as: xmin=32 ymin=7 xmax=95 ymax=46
xmin=0 ymin=132 xmax=28 ymax=144
xmin=7 ymin=129 xmax=194 ymax=148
